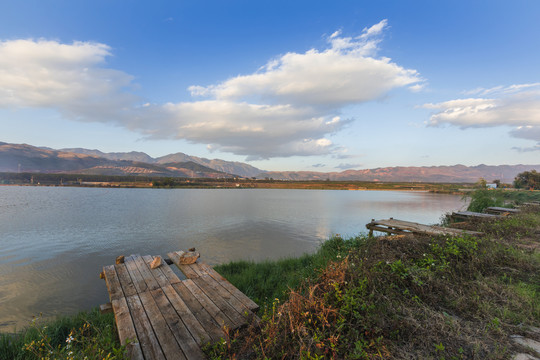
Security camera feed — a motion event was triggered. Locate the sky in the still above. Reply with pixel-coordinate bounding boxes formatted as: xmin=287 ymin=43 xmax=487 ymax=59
xmin=1 ymin=0 xmax=539 ymax=172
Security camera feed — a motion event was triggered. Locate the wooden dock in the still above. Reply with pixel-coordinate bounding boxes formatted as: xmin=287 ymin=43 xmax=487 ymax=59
xmin=366 ymin=218 xmax=483 ymax=237
xmin=102 ymin=251 xmax=259 ymax=360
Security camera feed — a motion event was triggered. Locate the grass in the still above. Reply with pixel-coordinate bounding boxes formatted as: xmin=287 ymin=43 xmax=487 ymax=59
xmin=0 ymin=308 xmax=126 ymax=360
xmin=466 ymin=188 xmax=540 ymax=212
xmin=214 ymin=235 xmax=364 ymax=309
xmin=207 ymin=206 xmax=540 ymax=359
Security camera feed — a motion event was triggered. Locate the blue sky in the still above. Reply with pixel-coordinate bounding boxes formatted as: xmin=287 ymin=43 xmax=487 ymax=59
xmin=1 ymin=0 xmax=539 ymax=171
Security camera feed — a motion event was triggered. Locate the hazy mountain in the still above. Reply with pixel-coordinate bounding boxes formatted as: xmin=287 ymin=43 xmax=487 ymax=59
xmin=2 ymin=141 xmax=540 ymax=183
xmin=60 ymin=148 xmax=262 ymax=178
xmin=61 ymin=148 xmax=155 ymax=163
xmin=263 ymin=164 xmax=540 ymax=183
xmin=0 ymin=143 xmax=233 ymax=178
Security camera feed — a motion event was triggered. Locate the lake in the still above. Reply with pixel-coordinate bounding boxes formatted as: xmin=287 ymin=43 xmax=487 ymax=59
xmin=0 ymin=186 xmax=466 ymax=332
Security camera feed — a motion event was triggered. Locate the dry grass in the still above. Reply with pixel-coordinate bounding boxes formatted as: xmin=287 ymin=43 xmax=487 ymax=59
xmin=206 ymin=209 xmax=540 ymax=359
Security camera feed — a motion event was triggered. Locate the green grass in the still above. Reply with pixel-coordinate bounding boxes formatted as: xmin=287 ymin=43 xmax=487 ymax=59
xmin=214 ymin=235 xmax=365 ymax=309
xmin=207 ymin=208 xmax=540 ymax=359
xmin=0 ymin=308 xmax=126 ymax=360
xmin=466 ymin=188 xmax=540 ymax=212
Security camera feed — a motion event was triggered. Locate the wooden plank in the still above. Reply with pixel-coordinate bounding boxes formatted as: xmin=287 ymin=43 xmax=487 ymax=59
xmin=111 ymin=297 xmax=144 ymax=360
xmin=192 ymin=276 xmax=247 ymax=327
xmin=196 ymin=262 xmax=259 ymax=312
xmin=138 ymin=291 xmax=186 ymax=359
xmin=161 ymin=284 xmax=212 ymax=345
xmin=365 ymin=218 xmax=483 ymax=237
xmin=100 ymin=302 xmax=113 ymax=314
xmin=126 ymin=294 xmax=166 ymax=360
xmin=181 ymin=279 xmax=235 ymax=330
xmin=172 ymin=282 xmax=226 ymax=342
xmin=103 ymin=265 xmax=124 ymax=301
xmin=149 ymin=288 xmax=206 ymax=359
xmin=124 ymin=255 xmax=148 ymax=294
xmin=132 ymin=255 xmax=161 ymax=291
xmin=142 ymin=255 xmax=180 ymax=287
xmin=485 ymin=206 xmax=520 ymax=214
xmin=451 ymin=211 xmax=501 ymax=220
xmin=197 ymin=273 xmax=252 ymax=317
xmin=168 ymin=251 xmax=200 ymax=279
xmin=115 ymin=263 xmax=138 ymax=297
xmin=141 ymin=256 xmax=212 ymax=345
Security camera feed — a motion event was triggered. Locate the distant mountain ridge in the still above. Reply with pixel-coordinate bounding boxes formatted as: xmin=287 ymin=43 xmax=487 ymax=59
xmin=0 ymin=143 xmax=235 ymax=178
xmin=264 ymin=164 xmax=540 ymax=183
xmin=2 ymin=141 xmax=540 ymax=183
xmin=60 ymin=147 xmax=262 ymax=178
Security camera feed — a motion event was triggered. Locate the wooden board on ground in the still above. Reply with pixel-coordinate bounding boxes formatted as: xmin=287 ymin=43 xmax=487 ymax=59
xmin=366 ymin=218 xmax=483 ymax=237
xmin=485 ymin=206 xmax=520 ymax=215
xmin=451 ymin=211 xmax=501 ymax=221
xmin=102 ymin=252 xmax=259 ymax=359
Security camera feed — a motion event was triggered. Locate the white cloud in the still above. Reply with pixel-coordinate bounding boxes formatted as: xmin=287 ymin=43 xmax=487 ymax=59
xmin=137 ymin=100 xmax=346 ymax=160
xmin=425 ymin=88 xmax=540 ymax=128
xmin=0 ymin=22 xmax=421 ymax=160
xmin=424 ymin=84 xmax=540 ymax=149
xmin=189 ymin=19 xmax=421 ymax=109
xmin=335 ymin=163 xmax=363 ymax=170
xmin=462 ymin=82 xmax=540 ymax=96
xmin=0 ymin=39 xmax=137 ymax=122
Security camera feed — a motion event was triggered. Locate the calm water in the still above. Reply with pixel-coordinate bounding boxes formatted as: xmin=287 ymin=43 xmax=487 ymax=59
xmin=0 ymin=186 xmax=466 ymax=331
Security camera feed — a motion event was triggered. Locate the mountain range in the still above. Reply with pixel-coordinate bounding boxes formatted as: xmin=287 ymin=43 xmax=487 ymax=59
xmin=1 ymin=141 xmax=539 ymax=183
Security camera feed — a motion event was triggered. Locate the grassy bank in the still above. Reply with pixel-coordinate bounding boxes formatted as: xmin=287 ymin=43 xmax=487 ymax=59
xmin=0 ymin=308 xmax=125 ymax=360
xmin=207 ymin=206 xmax=540 ymax=359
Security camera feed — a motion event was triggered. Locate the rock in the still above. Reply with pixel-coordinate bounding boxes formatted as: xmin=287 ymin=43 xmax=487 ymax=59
xmin=512 ymin=335 xmax=540 ymax=356
xmin=116 ymin=255 xmax=125 ymax=264
xmin=150 ymin=256 xmax=162 ymax=269
xmin=188 ymin=247 xmax=196 ymax=252
xmin=513 ymin=354 xmax=539 ymax=360
xmin=179 ymin=251 xmax=200 ymax=264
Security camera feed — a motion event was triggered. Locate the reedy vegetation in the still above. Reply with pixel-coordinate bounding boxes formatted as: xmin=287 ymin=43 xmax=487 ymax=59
xmin=208 ymin=204 xmax=540 ymax=359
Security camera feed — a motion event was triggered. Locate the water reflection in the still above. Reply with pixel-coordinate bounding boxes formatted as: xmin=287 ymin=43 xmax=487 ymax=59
xmin=0 ymin=187 xmax=465 ymax=331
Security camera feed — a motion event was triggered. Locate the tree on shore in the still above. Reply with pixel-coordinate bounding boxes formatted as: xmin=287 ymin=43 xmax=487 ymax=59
xmin=514 ymin=170 xmax=540 ymax=190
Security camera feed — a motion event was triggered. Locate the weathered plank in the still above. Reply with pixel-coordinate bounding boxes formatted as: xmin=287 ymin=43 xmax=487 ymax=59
xmin=103 ymin=265 xmax=124 ymax=301
xmin=126 ymin=294 xmax=166 ymax=360
xmin=192 ymin=276 xmax=247 ymax=327
xmin=142 ymin=255 xmax=212 ymax=345
xmin=485 ymin=206 xmax=520 ymax=215
xmin=124 ymin=255 xmax=149 ymax=294
xmin=161 ymin=284 xmax=212 ymax=345
xmin=172 ymin=282 xmax=226 ymax=342
xmin=198 ymin=262 xmax=259 ymax=312
xmin=182 ymin=279 xmax=235 ymax=330
xmin=197 ymin=274 xmax=252 ymax=318
xmin=141 ymin=255 xmax=179 ymax=287
xmin=100 ymin=302 xmax=113 ymax=314
xmin=115 ymin=263 xmax=138 ymax=297
xmin=149 ymin=288 xmax=206 ymax=359
xmin=111 ymin=297 xmax=144 ymax=360
xmin=366 ymin=218 xmax=483 ymax=237
xmin=138 ymin=291 xmax=187 ymax=359
xmin=451 ymin=211 xmax=501 ymax=221
xmin=132 ymin=255 xmax=161 ymax=291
